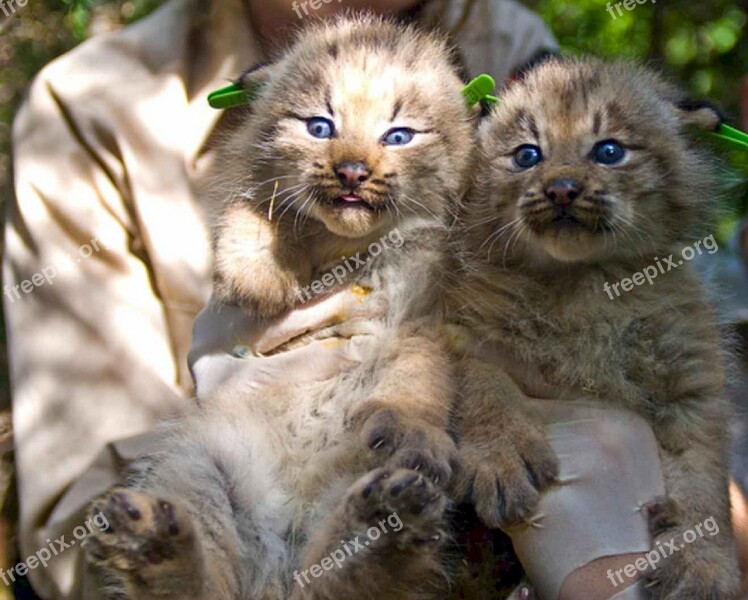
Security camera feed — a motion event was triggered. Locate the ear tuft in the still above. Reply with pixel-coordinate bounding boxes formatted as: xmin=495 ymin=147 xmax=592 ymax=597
xmin=508 ymin=49 xmax=562 ymax=83
xmin=235 ymin=62 xmax=275 ymax=93
xmin=675 ymin=99 xmax=725 ymax=132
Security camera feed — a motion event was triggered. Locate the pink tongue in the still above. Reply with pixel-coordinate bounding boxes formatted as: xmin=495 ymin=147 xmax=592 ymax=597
xmin=341 ymin=194 xmax=361 ymax=202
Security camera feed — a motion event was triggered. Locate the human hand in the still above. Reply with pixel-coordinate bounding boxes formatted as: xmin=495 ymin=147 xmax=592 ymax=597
xmin=509 ymin=403 xmax=666 ymax=600
xmin=189 ymin=286 xmax=386 ymax=401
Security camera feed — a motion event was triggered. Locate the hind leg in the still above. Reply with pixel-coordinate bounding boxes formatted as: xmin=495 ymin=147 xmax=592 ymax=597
xmin=83 ymin=427 xmax=289 ymax=600
xmin=291 ymin=468 xmax=449 ymax=600
xmin=84 ymin=488 xmax=207 ymax=600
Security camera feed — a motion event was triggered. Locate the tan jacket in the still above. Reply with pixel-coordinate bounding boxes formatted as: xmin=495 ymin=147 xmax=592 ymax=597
xmin=4 ymin=1 xmax=556 ymax=597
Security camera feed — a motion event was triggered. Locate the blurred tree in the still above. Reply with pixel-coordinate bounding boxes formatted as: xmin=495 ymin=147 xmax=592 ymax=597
xmin=526 ymin=0 xmax=748 ymax=117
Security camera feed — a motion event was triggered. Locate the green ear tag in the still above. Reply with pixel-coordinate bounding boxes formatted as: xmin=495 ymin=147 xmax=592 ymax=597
xmin=210 ymin=76 xmax=498 ymax=110
xmin=207 ymin=83 xmax=256 ymax=109
xmin=711 ymin=123 xmax=748 ymax=152
xmin=462 ymin=74 xmax=498 ymax=108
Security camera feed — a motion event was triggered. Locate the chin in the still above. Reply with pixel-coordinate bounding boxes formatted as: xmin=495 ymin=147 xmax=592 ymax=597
xmin=534 ymin=230 xmax=608 ymax=264
xmin=313 ymin=204 xmax=389 ymax=239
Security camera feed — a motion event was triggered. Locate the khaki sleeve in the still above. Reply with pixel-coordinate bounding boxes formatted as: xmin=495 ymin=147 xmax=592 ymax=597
xmin=4 ymin=67 xmax=187 ymax=599
xmin=452 ymin=0 xmax=558 ymax=83
xmin=499 ymin=0 xmax=558 ymax=73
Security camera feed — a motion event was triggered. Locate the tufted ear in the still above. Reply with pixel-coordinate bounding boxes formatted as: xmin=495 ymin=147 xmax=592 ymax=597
xmin=675 ymin=99 xmax=725 ymax=132
xmin=228 ymin=62 xmax=282 ymax=107
xmin=509 ymin=49 xmax=562 ymax=82
xmin=235 ymin=62 xmax=276 ymax=92
xmin=208 ymin=62 xmax=280 ymax=109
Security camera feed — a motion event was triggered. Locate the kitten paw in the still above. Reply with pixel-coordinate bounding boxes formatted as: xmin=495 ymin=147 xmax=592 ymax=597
xmin=213 ymin=265 xmax=305 ymax=318
xmin=83 ymin=488 xmax=196 ymax=574
xmin=459 ymin=426 xmax=558 ymax=529
xmin=644 ymin=496 xmax=683 ymax=536
xmin=344 ymin=468 xmax=448 ymax=549
xmin=643 ymin=499 xmax=741 ymax=600
xmin=355 ymin=408 xmax=459 ymax=486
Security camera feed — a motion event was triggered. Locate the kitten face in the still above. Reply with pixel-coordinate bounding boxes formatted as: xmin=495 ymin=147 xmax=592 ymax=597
xmin=227 ymin=17 xmax=474 ymax=239
xmin=468 ymin=58 xmax=719 ymax=266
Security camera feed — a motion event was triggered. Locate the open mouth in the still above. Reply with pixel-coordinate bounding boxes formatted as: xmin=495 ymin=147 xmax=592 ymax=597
xmin=543 ymin=214 xmax=612 ymax=235
xmin=526 ymin=213 xmax=584 ymax=233
xmin=550 ymin=214 xmax=583 ymax=228
xmin=331 ymin=193 xmax=374 ymax=211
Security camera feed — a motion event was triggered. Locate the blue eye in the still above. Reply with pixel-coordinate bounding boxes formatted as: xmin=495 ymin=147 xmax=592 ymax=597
xmin=593 ymin=140 xmax=626 ymax=165
xmin=307 ymin=117 xmax=335 ymax=139
xmin=513 ymin=145 xmax=543 ymax=169
xmin=382 ymin=128 xmax=415 ymax=146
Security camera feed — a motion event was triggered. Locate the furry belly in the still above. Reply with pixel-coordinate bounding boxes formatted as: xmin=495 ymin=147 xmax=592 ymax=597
xmin=218 ymin=364 xmax=376 ymax=536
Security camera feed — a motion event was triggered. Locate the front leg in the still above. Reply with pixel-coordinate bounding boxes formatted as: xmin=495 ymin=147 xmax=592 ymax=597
xmin=213 ymin=202 xmax=312 ymax=317
xmin=291 ymin=468 xmax=449 ymax=600
xmin=645 ymin=400 xmax=740 ymax=599
xmin=456 ymin=357 xmax=559 ymax=529
xmin=349 ymin=331 xmax=460 ymax=487
xmin=635 ymin=311 xmax=741 ymax=599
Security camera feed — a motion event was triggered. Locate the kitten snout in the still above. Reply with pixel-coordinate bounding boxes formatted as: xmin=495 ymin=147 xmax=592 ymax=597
xmin=517 ymin=172 xmax=617 ymax=262
xmin=335 ymin=161 xmax=371 ymax=188
xmin=544 ymin=179 xmax=583 ymax=207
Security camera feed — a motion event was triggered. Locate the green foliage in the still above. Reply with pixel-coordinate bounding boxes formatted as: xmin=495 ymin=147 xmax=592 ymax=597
xmin=526 ymin=0 xmax=748 ymax=116
xmin=61 ymin=0 xmax=163 ymax=40
xmin=62 ymin=0 xmax=95 ymax=39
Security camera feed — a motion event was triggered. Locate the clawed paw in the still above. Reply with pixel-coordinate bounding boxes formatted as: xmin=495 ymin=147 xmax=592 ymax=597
xmin=355 ymin=408 xmax=459 ymax=487
xmin=644 ymin=496 xmax=683 ymax=537
xmin=83 ymin=488 xmax=195 ymax=573
xmin=461 ymin=429 xmax=558 ymax=529
xmin=344 ymin=468 xmax=448 ymax=549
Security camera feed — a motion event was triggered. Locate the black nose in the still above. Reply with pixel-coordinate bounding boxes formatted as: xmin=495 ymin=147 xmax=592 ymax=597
xmin=544 ymin=179 xmax=582 ymax=207
xmin=335 ymin=161 xmax=370 ymax=188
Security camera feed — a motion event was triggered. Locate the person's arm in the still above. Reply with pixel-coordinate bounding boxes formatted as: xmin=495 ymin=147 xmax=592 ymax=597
xmin=446 ymin=0 xmax=559 ymax=84
xmin=5 ymin=66 xmax=187 ymax=600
